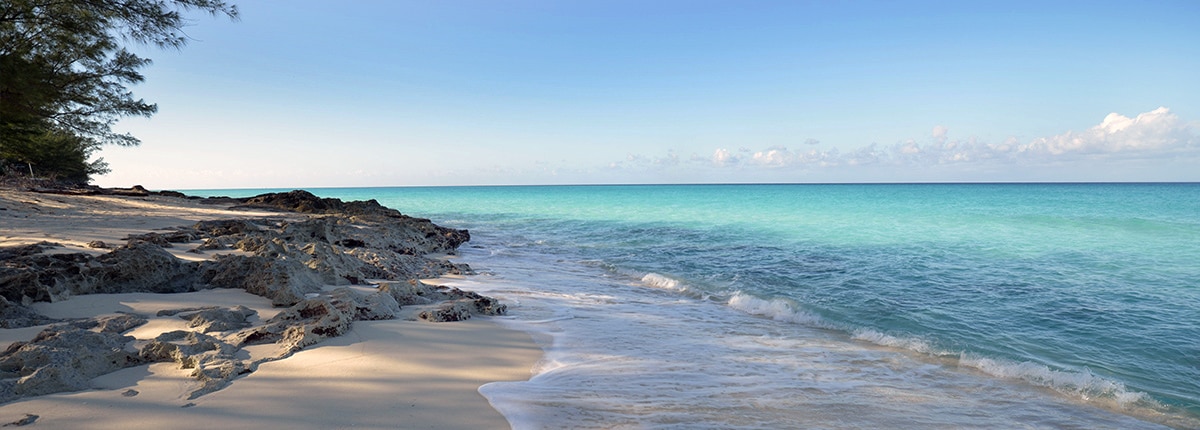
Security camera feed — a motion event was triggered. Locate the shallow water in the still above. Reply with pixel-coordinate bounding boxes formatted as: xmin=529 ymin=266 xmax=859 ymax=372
xmin=192 ymin=184 xmax=1200 ymax=429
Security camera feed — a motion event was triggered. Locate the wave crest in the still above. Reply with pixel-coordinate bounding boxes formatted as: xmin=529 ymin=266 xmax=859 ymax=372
xmin=958 ymin=354 xmax=1155 ymax=408
xmin=727 ymin=292 xmax=828 ymax=327
xmin=641 ymin=273 xmax=682 ymax=290
xmin=851 ymin=329 xmax=939 ymax=355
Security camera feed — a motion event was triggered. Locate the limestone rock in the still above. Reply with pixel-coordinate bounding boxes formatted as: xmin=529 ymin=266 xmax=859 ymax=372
xmin=0 ymin=251 xmax=91 ymax=303
xmin=82 ymin=243 xmax=198 ymax=294
xmin=4 ymin=413 xmax=37 ymax=426
xmin=417 ymin=296 xmax=507 ymax=322
xmin=235 ymin=190 xmax=471 ymax=254
xmin=328 ymin=287 xmax=400 ymax=321
xmin=81 ymin=314 xmax=148 ymax=334
xmin=139 ymin=330 xmax=248 ymax=398
xmin=0 ymin=242 xmax=60 ymax=260
xmin=198 ymin=255 xmax=323 ymax=307
xmin=123 ymin=231 xmax=196 ymax=248
xmin=229 ymin=298 xmax=352 ymax=353
xmin=418 ymin=302 xmax=474 ymax=322
xmin=0 ymin=296 xmax=57 ymax=329
xmin=192 ymin=219 xmax=262 ymax=237
xmin=177 ymin=306 xmax=257 ymax=333
xmin=0 ymin=320 xmax=144 ymax=403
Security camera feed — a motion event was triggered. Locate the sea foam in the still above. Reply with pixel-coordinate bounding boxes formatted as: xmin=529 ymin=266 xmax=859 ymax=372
xmin=640 ymin=273 xmax=682 ymax=290
xmin=727 ymin=292 xmax=828 ymax=327
xmin=851 ymin=328 xmax=940 ymax=355
xmin=958 ymin=354 xmax=1154 ymax=408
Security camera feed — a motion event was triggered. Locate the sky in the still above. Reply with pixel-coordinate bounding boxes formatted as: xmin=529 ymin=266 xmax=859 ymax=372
xmin=95 ymin=0 xmax=1200 ymax=189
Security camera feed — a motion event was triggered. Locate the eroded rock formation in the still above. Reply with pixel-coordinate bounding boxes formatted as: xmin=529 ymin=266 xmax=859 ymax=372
xmin=0 ymin=190 xmax=505 ymax=404
xmin=0 ymin=315 xmax=147 ymax=402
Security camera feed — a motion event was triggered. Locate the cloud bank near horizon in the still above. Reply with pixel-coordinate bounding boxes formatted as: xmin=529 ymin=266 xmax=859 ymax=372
xmin=608 ymin=107 xmax=1198 ymax=180
xmin=99 ymin=107 xmax=1198 ymax=189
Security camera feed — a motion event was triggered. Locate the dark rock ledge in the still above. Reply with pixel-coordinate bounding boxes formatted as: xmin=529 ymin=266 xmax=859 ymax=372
xmin=0 ymin=190 xmax=505 ymax=403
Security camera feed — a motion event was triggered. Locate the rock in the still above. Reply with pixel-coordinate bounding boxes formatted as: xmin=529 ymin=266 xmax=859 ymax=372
xmin=240 ymin=190 xmax=332 ymax=213
xmin=0 ymin=252 xmax=93 ymax=303
xmin=328 ymin=287 xmax=400 ymax=321
xmin=467 ymin=295 xmax=508 ymax=316
xmin=121 ymin=389 xmax=139 ymax=397
xmin=3 ymin=413 xmax=38 ymax=427
xmin=0 ymin=242 xmax=59 ymax=260
xmin=417 ymin=296 xmax=507 ymax=322
xmin=177 ymin=306 xmax=256 ymax=333
xmin=379 ymin=280 xmax=441 ymax=306
xmin=0 ymin=296 xmax=58 ymax=329
xmin=229 ymin=298 xmax=352 ymax=353
xmin=86 ymin=240 xmax=108 ymax=249
xmin=194 ymin=238 xmax=227 ymax=251
xmin=267 ymin=298 xmax=353 ymax=351
xmin=198 ymin=255 xmax=323 ymax=307
xmin=106 ymin=186 xmax=149 ymax=197
xmin=123 ymin=231 xmax=197 ymax=247
xmin=140 ymin=330 xmax=248 ymax=399
xmin=0 ymin=242 xmax=199 ymax=302
xmin=335 ymin=238 xmax=365 ymax=248
xmin=192 ymin=219 xmax=262 ymax=237
xmin=0 ymin=320 xmax=143 ymax=403
xmin=235 ymin=190 xmax=471 ymax=254
xmin=83 ymin=242 xmax=199 ymax=294
xmin=418 ymin=302 xmax=474 ymax=322
xmin=81 ymin=314 xmax=148 ymax=334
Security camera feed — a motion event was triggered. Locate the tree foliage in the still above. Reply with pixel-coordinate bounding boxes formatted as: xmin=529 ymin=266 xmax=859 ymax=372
xmin=0 ymin=0 xmax=237 ymax=183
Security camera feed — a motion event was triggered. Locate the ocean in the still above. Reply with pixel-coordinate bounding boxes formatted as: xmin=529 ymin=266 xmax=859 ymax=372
xmin=191 ymin=183 xmax=1199 ymax=429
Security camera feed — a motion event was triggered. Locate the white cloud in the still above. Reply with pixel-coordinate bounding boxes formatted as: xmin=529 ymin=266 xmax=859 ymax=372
xmin=751 ymin=146 xmax=793 ymax=166
xmin=609 ymin=107 xmax=1198 ymax=181
xmin=932 ymin=125 xmax=949 ymax=144
xmin=1019 ymin=107 xmax=1195 ymax=157
xmin=712 ymin=148 xmax=738 ymax=166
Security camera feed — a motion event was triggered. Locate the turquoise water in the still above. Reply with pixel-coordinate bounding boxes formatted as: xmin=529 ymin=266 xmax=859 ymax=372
xmin=193 ymin=183 xmax=1200 ymax=428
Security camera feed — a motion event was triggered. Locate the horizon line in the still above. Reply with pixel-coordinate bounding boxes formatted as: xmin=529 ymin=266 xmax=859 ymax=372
xmin=170 ymin=181 xmax=1200 ymax=192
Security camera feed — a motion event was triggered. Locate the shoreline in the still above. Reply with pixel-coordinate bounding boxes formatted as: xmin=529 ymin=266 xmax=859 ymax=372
xmin=0 ymin=186 xmax=541 ymax=429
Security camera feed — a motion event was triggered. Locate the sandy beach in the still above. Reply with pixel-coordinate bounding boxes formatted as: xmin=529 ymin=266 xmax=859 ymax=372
xmin=0 ymin=187 xmax=541 ymax=429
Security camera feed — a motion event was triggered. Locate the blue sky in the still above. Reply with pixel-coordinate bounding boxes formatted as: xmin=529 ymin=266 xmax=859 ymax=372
xmin=97 ymin=0 xmax=1200 ymax=189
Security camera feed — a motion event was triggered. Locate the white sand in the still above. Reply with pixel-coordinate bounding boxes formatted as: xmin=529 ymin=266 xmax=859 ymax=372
xmin=0 ymin=189 xmax=284 ymax=260
xmin=0 ymin=189 xmax=542 ymax=429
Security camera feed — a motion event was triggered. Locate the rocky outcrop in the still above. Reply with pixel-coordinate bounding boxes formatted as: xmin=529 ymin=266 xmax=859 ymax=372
xmin=230 ymin=298 xmax=353 ymax=353
xmin=0 ymin=242 xmax=201 ymax=303
xmin=0 ymin=202 xmax=471 ymax=307
xmin=140 ymin=330 xmax=248 ymax=398
xmin=165 ymin=306 xmax=257 ymax=333
xmin=198 ymin=254 xmax=324 ymax=307
xmin=0 ymin=297 xmax=57 ymax=329
xmin=418 ymin=295 xmax=508 ymax=322
xmin=0 ymin=315 xmax=147 ymax=403
xmin=233 ymin=190 xmax=471 ymax=254
xmin=0 ymin=190 xmax=509 ymax=404
xmin=329 ymin=287 xmax=401 ymax=321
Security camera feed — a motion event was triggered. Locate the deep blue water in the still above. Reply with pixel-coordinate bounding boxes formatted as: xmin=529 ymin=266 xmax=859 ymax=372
xmin=191 ymin=183 xmax=1200 ymax=429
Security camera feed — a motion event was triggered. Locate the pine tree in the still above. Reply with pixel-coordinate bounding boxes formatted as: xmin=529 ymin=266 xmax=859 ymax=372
xmin=0 ymin=0 xmax=237 ymax=183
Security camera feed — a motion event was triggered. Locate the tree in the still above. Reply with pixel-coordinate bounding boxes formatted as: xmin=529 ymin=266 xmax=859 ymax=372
xmin=0 ymin=0 xmax=237 ymax=183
